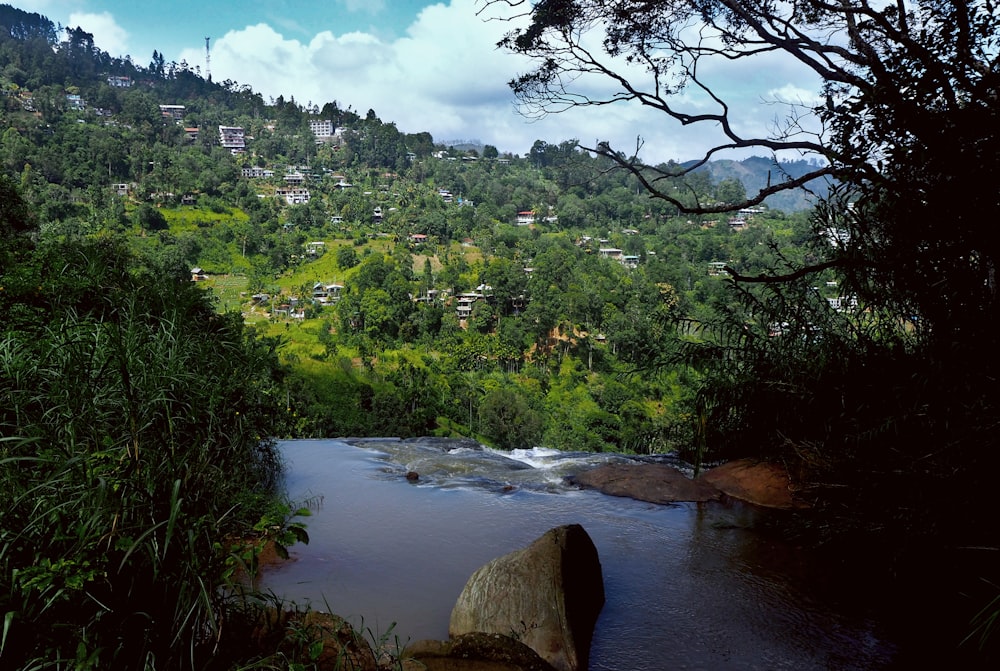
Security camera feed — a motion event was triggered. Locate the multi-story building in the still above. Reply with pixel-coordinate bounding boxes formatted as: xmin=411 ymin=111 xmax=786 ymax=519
xmin=219 ymin=126 xmax=246 ymax=154
xmin=159 ymin=105 xmax=185 ymax=122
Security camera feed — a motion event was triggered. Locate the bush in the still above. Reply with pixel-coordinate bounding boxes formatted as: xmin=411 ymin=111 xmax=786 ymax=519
xmin=0 ymin=239 xmax=288 ymax=669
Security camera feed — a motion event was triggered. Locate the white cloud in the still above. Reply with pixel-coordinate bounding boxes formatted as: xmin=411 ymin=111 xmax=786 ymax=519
xmin=68 ymin=11 xmax=130 ymax=57
xmin=179 ymin=0 xmax=825 ymax=162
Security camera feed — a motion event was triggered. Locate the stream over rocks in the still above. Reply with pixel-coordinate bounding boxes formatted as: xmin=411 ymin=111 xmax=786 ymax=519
xmin=261 ymin=438 xmax=952 ymax=669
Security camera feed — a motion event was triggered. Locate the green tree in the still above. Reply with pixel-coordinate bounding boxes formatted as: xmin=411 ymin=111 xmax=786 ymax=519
xmin=479 ymin=388 xmax=542 ymax=450
xmin=488 ymin=2 xmax=1000 ymax=652
xmin=337 ymin=244 xmax=359 ymax=270
xmin=133 ymin=202 xmax=168 ymax=231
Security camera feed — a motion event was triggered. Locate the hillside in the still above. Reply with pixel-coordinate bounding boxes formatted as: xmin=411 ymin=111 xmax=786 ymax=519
xmin=688 ymin=156 xmax=831 ymax=211
xmin=0 ymin=2 xmax=826 ymax=454
xmin=4 ymin=6 xmax=1000 ymax=667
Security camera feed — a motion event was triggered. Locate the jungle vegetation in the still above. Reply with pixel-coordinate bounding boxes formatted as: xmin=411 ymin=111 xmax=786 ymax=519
xmin=2 ymin=1 xmax=999 ymax=666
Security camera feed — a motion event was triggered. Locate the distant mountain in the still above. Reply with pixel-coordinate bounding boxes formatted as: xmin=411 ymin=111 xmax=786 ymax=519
xmin=686 ymin=156 xmax=832 ymax=212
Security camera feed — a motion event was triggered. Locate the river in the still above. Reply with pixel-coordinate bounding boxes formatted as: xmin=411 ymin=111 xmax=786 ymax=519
xmin=259 ymin=438 xmax=962 ymax=669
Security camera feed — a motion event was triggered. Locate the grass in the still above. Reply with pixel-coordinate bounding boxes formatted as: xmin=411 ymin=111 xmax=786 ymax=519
xmin=0 ymin=240 xmax=295 ymax=669
xmin=163 ymin=205 xmax=250 ymax=232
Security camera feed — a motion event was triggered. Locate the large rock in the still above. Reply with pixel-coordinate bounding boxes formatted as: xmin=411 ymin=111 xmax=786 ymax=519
xmin=698 ymin=458 xmax=808 ymax=509
xmin=568 ymin=462 xmax=722 ymax=503
xmin=449 ymin=525 xmax=604 ymax=671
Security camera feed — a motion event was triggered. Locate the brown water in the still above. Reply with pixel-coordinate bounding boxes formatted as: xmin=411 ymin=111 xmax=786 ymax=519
xmin=259 ymin=439 xmax=958 ymax=669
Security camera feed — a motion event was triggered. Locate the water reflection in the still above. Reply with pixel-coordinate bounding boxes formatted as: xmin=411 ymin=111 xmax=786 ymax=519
xmin=263 ymin=439 xmax=902 ymax=669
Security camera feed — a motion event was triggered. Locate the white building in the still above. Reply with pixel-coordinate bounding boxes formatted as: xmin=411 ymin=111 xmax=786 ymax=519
xmin=219 ymin=126 xmax=246 ymax=154
xmin=276 ymin=188 xmax=310 ymax=205
xmin=309 ymin=119 xmax=334 ymax=139
xmin=242 ymin=166 xmax=275 ymax=179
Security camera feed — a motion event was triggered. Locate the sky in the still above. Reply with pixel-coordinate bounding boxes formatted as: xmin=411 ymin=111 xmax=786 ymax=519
xmin=10 ymin=0 xmax=825 ymax=163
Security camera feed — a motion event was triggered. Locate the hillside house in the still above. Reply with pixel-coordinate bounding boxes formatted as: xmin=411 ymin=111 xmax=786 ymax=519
xmin=599 ymin=248 xmax=623 ymax=260
xmin=159 ymin=104 xmax=185 ymax=122
xmin=219 ymin=126 xmax=246 ymax=154
xmin=455 ymin=293 xmax=479 ymax=320
xmin=107 ymin=75 xmax=132 ymax=88
xmin=242 ymin=166 xmax=275 ymax=178
xmin=707 ymin=261 xmax=729 ymax=276
xmin=276 ymin=188 xmax=310 ymax=205
xmin=408 ymin=233 xmax=428 ymax=245
xmin=516 ymin=210 xmax=536 ymax=226
xmin=312 ymin=282 xmax=343 ymax=304
xmin=309 ymin=119 xmax=334 ymax=140
xmin=190 ymin=267 xmax=208 ymax=281
xmin=272 ymin=302 xmax=305 ymax=320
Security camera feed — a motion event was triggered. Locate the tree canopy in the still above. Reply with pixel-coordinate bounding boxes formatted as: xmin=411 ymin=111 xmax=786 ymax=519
xmin=488 ymin=0 xmax=1000 ymax=578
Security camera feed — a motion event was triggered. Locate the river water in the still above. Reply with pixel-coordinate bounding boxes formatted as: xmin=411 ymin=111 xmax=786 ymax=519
xmin=261 ymin=438 xmax=929 ymax=669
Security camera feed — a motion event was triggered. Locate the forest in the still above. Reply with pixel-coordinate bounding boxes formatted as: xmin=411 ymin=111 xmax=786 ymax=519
xmin=0 ymin=4 xmax=824 ymax=459
xmin=2 ymin=2 xmax=999 ymax=668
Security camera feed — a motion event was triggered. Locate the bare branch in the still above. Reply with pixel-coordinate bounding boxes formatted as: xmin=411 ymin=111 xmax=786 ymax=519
xmin=723 ymin=259 xmax=845 ymax=284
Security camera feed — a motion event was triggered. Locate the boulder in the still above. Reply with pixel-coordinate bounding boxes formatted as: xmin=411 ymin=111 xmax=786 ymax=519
xmin=568 ymin=462 xmax=722 ymax=503
xmin=698 ymin=459 xmax=808 ymax=509
xmin=449 ymin=525 xmax=604 ymax=671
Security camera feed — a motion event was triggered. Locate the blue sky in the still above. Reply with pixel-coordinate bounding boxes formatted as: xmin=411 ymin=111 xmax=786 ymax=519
xmin=9 ymin=0 xmax=824 ymax=162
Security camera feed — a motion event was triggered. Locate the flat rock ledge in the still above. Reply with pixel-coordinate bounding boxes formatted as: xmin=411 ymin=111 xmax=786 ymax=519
xmin=568 ymin=459 xmax=807 ymax=509
xmin=568 ymin=462 xmax=721 ymax=504
xmin=698 ymin=458 xmax=808 ymax=509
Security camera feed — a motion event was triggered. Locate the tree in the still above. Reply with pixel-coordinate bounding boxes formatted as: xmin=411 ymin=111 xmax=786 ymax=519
xmin=336 ymin=245 xmax=359 ymax=270
xmin=486 ymin=3 xmax=1000 ymax=645
xmin=133 ymin=202 xmax=168 ymax=231
xmin=479 ymin=388 xmax=542 ymax=450
xmin=486 ymin=1 xmax=1000 ymax=433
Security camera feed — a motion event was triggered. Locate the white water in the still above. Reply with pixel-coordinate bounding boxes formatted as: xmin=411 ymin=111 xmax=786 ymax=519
xmin=261 ymin=439 xmax=903 ymax=669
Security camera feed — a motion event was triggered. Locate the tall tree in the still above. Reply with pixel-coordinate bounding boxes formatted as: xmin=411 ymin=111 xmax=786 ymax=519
xmin=485 ymin=4 xmax=1000 ymax=636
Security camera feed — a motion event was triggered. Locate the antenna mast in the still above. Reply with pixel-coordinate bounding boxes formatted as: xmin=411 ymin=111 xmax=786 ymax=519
xmin=205 ymin=36 xmax=211 ymax=80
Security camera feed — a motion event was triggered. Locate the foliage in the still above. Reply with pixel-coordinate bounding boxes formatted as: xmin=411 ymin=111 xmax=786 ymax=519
xmin=478 ymin=388 xmax=543 ymax=450
xmin=0 ymin=234 xmax=292 ymax=669
xmin=487 ymin=2 xmax=1000 ymax=654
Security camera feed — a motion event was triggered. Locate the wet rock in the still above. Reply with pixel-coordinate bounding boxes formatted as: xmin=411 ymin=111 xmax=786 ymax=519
xmin=405 ymin=471 xmax=420 ymax=481
xmin=403 ymin=633 xmax=557 ymax=670
xmin=698 ymin=459 xmax=808 ymax=509
xmin=568 ymin=462 xmax=722 ymax=503
xmin=449 ymin=524 xmax=604 ymax=671
xmin=403 ymin=436 xmax=485 ymax=451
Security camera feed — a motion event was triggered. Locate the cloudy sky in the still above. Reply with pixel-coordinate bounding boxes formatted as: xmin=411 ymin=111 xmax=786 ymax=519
xmin=11 ymin=0 xmax=824 ymax=163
